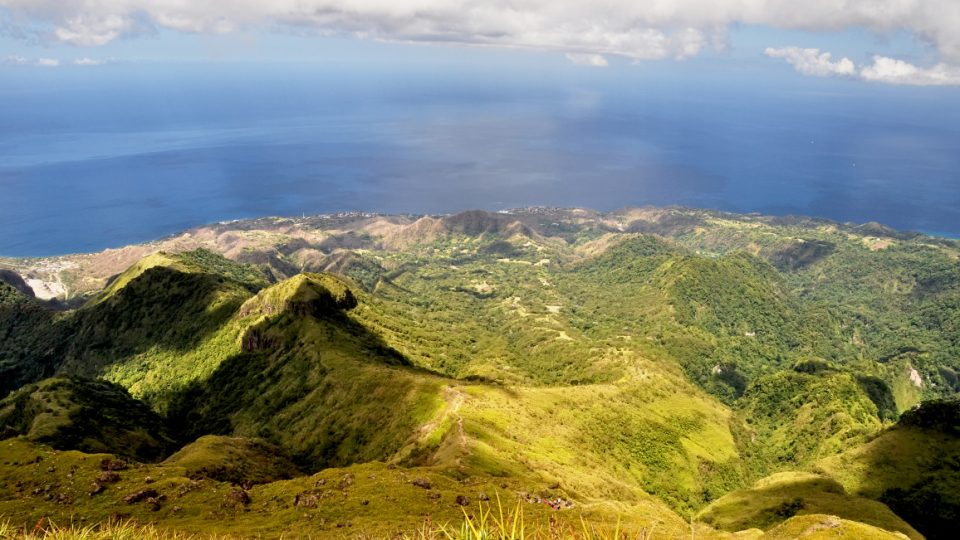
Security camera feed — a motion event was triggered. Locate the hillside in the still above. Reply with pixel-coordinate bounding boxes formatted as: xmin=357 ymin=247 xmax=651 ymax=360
xmin=816 ymin=399 xmax=960 ymax=540
xmin=1 ymin=206 xmax=958 ymax=538
xmin=0 ymin=376 xmax=173 ymax=461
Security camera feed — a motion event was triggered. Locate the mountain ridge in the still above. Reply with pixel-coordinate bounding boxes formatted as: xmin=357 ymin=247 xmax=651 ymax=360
xmin=1 ymin=206 xmax=958 ymax=538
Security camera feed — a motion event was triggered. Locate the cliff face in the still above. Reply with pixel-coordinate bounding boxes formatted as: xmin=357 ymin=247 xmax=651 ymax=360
xmin=0 ymin=268 xmax=34 ymax=297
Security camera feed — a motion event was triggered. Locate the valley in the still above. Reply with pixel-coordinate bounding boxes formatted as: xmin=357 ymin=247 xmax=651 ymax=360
xmin=1 ymin=206 xmax=958 ymax=539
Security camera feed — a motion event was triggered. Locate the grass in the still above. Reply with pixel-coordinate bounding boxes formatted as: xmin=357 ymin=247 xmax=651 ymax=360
xmin=0 ymin=376 xmax=173 ymax=461
xmin=815 ymin=400 xmax=960 ymax=540
xmin=697 ymin=472 xmax=920 ymax=539
xmin=0 ymin=505 xmax=909 ymax=540
xmin=4 ymin=208 xmax=960 ymax=538
xmin=0 ymin=519 xmax=219 ymax=539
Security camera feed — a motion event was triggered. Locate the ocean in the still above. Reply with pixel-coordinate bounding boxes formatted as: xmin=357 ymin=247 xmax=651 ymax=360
xmin=2 ymin=61 xmax=959 ymax=256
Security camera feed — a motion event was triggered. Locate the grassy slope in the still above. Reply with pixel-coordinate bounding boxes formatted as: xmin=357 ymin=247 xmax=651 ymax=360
xmin=698 ymin=472 xmax=920 ymax=539
xmin=1 ymin=209 xmax=959 ymax=537
xmin=0 ymin=438 xmax=705 ymax=539
xmin=761 ymin=514 xmax=914 ymax=540
xmin=0 ymin=245 xmax=746 ymax=533
xmin=0 ymin=376 xmax=174 ymax=461
xmin=65 ymin=251 xmax=270 ymax=411
xmin=816 ymin=399 xmax=960 ymax=540
xmin=737 ymin=369 xmax=884 ymax=473
xmin=161 ymin=435 xmax=300 ymax=485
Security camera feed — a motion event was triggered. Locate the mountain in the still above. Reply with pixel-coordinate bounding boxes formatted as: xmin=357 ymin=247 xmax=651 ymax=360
xmin=0 ymin=375 xmax=173 ymax=460
xmin=0 ymin=206 xmax=958 ymax=538
xmin=817 ymin=399 xmax=960 ymax=540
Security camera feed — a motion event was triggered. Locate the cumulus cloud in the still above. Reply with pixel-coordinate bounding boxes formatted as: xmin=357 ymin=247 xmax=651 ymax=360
xmin=35 ymin=57 xmax=60 ymax=67
xmin=2 ymin=55 xmax=27 ymax=65
xmin=1 ymin=1 xmax=960 ymax=82
xmin=74 ymin=57 xmax=105 ymax=66
xmin=860 ymin=56 xmax=960 ymax=86
xmin=565 ymin=53 xmax=608 ymax=68
xmin=764 ymin=47 xmax=855 ymax=77
xmin=766 ymin=46 xmax=960 ymax=86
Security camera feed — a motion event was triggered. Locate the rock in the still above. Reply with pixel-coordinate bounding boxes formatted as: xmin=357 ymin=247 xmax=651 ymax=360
xmin=89 ymin=482 xmax=105 ymax=496
xmin=98 ymin=471 xmax=121 ymax=483
xmin=294 ymin=489 xmax=324 ymax=508
xmin=144 ymin=497 xmax=162 ymax=511
xmin=455 ymin=495 xmax=470 ymax=506
xmin=427 ymin=492 xmax=441 ymax=500
xmin=478 ymin=493 xmax=490 ymax=501
xmin=337 ymin=473 xmax=354 ymax=490
xmin=412 ymin=478 xmax=432 ymax=489
xmin=100 ymin=459 xmax=127 ymax=471
xmin=224 ymin=488 xmax=251 ymax=508
xmin=123 ymin=489 xmax=159 ymax=504
xmin=144 ymin=476 xmax=154 ymax=484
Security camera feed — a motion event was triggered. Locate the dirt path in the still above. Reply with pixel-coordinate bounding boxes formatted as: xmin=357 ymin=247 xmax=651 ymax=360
xmin=444 ymin=386 xmax=468 ymax=465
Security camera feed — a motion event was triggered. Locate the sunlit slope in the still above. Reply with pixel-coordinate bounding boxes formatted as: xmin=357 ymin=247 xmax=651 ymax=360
xmin=161 ymin=435 xmax=300 ymax=485
xmin=1 ymin=208 xmax=958 ymax=537
xmin=0 ymin=438 xmax=716 ymax=539
xmin=698 ymin=472 xmax=920 ymax=539
xmin=165 ymin=273 xmax=447 ymax=469
xmin=56 ymin=250 xmax=267 ymax=411
xmin=817 ymin=399 xmax=960 ymax=540
xmin=0 ymin=247 xmax=753 ymax=528
xmin=0 ymin=376 xmax=174 ymax=461
xmin=436 ymin=375 xmax=744 ymax=514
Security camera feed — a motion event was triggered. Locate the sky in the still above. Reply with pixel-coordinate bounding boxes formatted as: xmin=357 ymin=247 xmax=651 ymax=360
xmin=1 ymin=1 xmax=959 ymax=86
xmin=2 ymin=2 xmax=960 ymax=256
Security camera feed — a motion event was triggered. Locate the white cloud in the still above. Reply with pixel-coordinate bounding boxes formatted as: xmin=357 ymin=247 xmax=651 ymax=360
xmin=764 ymin=47 xmax=855 ymax=77
xmin=2 ymin=1 xmax=960 ymax=83
xmin=74 ymin=57 xmax=105 ymax=66
xmin=565 ymin=53 xmax=608 ymax=68
xmin=766 ymin=46 xmax=960 ymax=86
xmin=860 ymin=56 xmax=960 ymax=86
xmin=35 ymin=57 xmax=60 ymax=67
xmin=52 ymin=14 xmax=135 ymax=46
xmin=2 ymin=55 xmax=28 ymax=65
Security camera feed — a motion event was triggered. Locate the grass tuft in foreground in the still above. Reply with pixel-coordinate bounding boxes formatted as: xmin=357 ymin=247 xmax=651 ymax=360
xmin=0 ymin=501 xmax=659 ymax=540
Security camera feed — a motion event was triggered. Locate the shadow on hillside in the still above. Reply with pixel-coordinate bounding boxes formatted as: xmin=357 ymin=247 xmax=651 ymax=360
xmin=863 ymin=403 xmax=960 ymax=540
xmin=58 ymin=266 xmax=250 ymax=377
xmin=165 ymin=307 xmax=437 ymax=471
xmin=0 ymin=287 xmax=66 ymax=397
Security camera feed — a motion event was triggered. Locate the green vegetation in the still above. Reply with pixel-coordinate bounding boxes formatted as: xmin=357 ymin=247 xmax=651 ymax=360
xmin=161 ymin=436 xmax=300 ymax=485
xmin=0 ymin=376 xmax=173 ymax=461
xmin=737 ymin=370 xmax=884 ymax=472
xmin=0 ymin=284 xmax=62 ymax=397
xmin=1 ymin=207 xmax=959 ymax=538
xmin=698 ymin=472 xmax=920 ymax=538
xmin=817 ymin=399 xmax=960 ymax=540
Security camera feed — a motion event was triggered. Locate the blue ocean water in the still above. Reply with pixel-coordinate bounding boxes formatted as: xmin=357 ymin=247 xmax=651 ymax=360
xmin=1 ymin=62 xmax=959 ymax=256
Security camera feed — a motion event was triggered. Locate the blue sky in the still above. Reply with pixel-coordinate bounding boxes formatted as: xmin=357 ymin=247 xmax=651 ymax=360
xmin=2 ymin=2 xmax=960 ymax=255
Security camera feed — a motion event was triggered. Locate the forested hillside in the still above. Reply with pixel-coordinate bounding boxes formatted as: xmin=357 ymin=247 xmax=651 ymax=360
xmin=1 ymin=207 xmax=957 ymax=538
